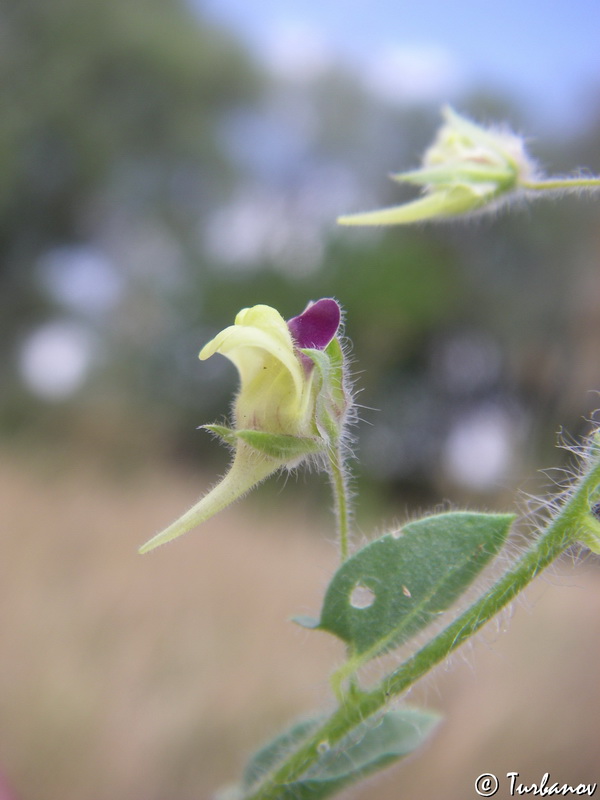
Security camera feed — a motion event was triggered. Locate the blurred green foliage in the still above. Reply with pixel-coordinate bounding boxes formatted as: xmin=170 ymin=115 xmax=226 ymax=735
xmin=2 ymin=0 xmax=600 ymax=511
xmin=0 ymin=0 xmax=260 ymax=342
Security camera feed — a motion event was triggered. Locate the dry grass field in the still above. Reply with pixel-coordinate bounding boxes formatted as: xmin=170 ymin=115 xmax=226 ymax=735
xmin=1 ymin=450 xmax=599 ymax=799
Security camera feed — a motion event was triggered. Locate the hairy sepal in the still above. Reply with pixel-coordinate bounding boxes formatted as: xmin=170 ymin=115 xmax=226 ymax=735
xmin=203 ymin=424 xmax=325 ymax=461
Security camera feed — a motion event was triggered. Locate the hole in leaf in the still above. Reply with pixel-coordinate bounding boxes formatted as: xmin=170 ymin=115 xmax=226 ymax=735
xmin=349 ymin=583 xmax=376 ymax=609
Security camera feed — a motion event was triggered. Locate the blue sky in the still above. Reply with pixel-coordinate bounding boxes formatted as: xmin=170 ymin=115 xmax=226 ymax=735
xmin=197 ymin=0 xmax=600 ymax=134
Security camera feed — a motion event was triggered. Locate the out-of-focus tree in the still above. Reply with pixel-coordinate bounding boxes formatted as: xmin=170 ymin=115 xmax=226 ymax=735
xmin=0 ymin=0 xmax=261 ymax=383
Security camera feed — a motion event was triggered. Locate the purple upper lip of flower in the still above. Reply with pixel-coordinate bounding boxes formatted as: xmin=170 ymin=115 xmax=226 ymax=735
xmin=287 ymin=298 xmax=341 ymax=351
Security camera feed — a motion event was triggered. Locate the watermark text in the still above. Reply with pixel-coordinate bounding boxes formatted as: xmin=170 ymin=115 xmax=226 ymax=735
xmin=474 ymin=772 xmax=597 ymax=797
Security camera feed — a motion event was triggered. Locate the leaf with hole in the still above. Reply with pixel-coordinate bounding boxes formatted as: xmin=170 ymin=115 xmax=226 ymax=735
xmin=299 ymin=512 xmax=514 ymax=664
xmin=239 ymin=707 xmax=440 ymax=799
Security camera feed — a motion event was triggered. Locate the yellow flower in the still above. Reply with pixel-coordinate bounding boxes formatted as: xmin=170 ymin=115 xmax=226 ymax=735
xmin=200 ymin=304 xmax=315 ymax=437
xmin=139 ymin=300 xmax=344 ymax=553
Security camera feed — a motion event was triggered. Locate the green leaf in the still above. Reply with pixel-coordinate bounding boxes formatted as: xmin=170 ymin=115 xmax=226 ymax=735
xmin=310 ymin=512 xmax=514 ymax=662
xmin=242 ymin=717 xmax=320 ymax=792
xmin=241 ymin=708 xmax=440 ymax=799
xmin=203 ymin=425 xmax=324 ymax=460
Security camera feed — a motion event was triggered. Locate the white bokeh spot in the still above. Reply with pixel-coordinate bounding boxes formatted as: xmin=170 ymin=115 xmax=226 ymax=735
xmin=443 ymin=406 xmax=514 ymax=490
xmin=19 ymin=320 xmax=96 ymax=400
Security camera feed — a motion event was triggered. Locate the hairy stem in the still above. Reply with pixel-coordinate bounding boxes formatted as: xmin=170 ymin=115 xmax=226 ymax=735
xmin=522 ymin=177 xmax=600 ymax=191
xmin=243 ymin=447 xmax=600 ymax=800
xmin=327 ymin=443 xmax=352 ymax=562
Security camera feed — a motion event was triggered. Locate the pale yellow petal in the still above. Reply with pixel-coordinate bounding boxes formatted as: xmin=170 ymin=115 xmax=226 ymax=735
xmin=200 ymin=323 xmax=303 ymax=398
xmin=139 ymin=445 xmax=280 ymax=553
xmin=337 ymin=187 xmax=481 ymax=226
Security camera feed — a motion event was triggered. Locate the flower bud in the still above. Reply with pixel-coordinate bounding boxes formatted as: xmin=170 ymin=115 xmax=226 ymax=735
xmin=338 ymin=106 xmax=536 ymax=225
xmin=139 ymin=299 xmax=347 ymax=553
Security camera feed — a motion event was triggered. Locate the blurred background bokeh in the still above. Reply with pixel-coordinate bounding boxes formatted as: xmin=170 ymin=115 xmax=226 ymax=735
xmin=2 ymin=0 xmax=600 ymax=798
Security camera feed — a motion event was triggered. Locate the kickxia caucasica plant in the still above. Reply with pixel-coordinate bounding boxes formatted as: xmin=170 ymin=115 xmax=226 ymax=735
xmin=140 ymin=107 xmax=600 ymax=800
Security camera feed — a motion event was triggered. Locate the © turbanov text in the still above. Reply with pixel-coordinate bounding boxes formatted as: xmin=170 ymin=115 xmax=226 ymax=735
xmin=507 ymin=773 xmax=596 ymax=797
